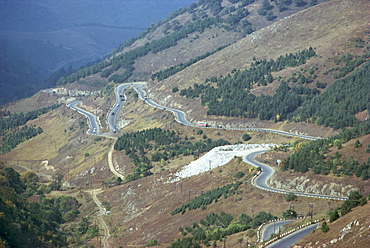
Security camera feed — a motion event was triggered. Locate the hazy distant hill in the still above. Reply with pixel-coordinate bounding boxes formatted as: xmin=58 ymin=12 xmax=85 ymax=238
xmin=52 ymin=0 xmax=369 ymax=131
xmin=0 ymin=0 xmax=195 ymax=105
xmin=1 ymin=1 xmax=369 ymax=247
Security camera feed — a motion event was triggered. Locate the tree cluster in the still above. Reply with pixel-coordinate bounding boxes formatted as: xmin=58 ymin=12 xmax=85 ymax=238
xmin=158 ymin=138 xmax=230 ymax=160
xmin=114 ymin=128 xmax=230 ymax=182
xmin=170 ymin=211 xmax=276 ymax=247
xmin=0 ymin=104 xmax=60 ymax=154
xmin=171 ymin=182 xmax=242 ymax=215
xmin=291 ymin=59 xmax=370 ymax=129
xmin=339 ymin=191 xmax=367 ymax=215
xmin=0 ymin=104 xmax=60 ymax=135
xmin=1 ymin=125 xmax=43 ymax=154
xmin=179 ymin=48 xmax=317 ymax=120
xmin=0 ymin=164 xmax=81 ymax=247
xmin=325 ymin=190 xmax=367 ymax=230
xmin=282 ymin=120 xmax=370 ymax=179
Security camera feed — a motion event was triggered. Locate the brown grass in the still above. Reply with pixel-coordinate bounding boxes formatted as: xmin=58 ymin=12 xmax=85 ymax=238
xmin=147 ymin=0 xmax=370 ymax=138
xmin=293 ymin=202 xmax=370 ymax=248
xmin=96 ymin=157 xmax=332 ymax=247
xmin=1 ymin=1 xmax=369 ymax=247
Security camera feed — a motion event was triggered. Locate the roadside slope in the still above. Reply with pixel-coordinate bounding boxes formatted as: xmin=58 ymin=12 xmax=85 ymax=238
xmin=293 ymin=202 xmax=370 ymax=248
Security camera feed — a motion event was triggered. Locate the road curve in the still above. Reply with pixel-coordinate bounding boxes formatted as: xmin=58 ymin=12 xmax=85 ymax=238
xmin=245 ymin=150 xmax=348 ymax=200
xmin=67 ymin=101 xmax=100 ymax=135
xmin=133 ymin=84 xmax=320 ymax=140
xmin=67 ymin=83 xmax=145 ymax=135
xmin=67 ymin=82 xmax=347 ymax=201
xmin=266 ymin=223 xmax=318 ymax=248
xmin=261 ymin=220 xmax=293 ymax=241
xmin=64 ymin=82 xmax=346 ymax=247
xmin=134 ymin=84 xmax=195 ymax=126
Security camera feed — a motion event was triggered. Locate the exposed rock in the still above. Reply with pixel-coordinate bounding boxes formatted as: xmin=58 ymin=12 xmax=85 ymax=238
xmin=168 ymin=144 xmax=276 ymax=182
xmin=49 ymin=87 xmax=98 ymax=97
xmin=268 ymin=174 xmax=358 ymax=197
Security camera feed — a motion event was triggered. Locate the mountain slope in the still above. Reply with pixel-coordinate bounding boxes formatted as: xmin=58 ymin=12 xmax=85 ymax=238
xmin=149 ymin=0 xmax=369 ymax=124
xmin=56 ymin=0 xmax=326 ymax=84
xmin=1 ymin=0 xmax=370 ymax=247
xmin=0 ymin=0 xmax=195 ymax=105
xmin=54 ymin=0 xmax=369 ymax=133
xmin=294 ymin=202 xmax=370 ymax=248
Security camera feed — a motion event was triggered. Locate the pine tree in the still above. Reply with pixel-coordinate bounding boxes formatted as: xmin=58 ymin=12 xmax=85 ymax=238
xmin=329 ymin=209 xmax=339 ymax=222
xmin=321 ymin=221 xmax=329 ymax=233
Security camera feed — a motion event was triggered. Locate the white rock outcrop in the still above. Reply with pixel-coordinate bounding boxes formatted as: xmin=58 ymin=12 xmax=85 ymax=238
xmin=168 ymin=144 xmax=275 ymax=182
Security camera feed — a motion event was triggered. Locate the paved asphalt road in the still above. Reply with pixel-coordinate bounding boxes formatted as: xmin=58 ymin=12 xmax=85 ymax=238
xmin=134 ymin=84 xmax=196 ymax=126
xmin=66 ymin=82 xmax=346 ymax=247
xmin=262 ymin=220 xmax=293 ymax=241
xmin=67 ymin=83 xmax=348 ymax=201
xmin=67 ymin=100 xmax=100 ymax=134
xmin=244 ymin=150 xmax=348 ymax=200
xmin=68 ymin=83 xmax=142 ymax=134
xmin=107 ymin=83 xmax=132 ymax=132
xmin=266 ymin=224 xmax=318 ymax=248
xmin=68 ymin=83 xmax=347 ymax=201
xmin=134 ymin=84 xmax=320 ymax=140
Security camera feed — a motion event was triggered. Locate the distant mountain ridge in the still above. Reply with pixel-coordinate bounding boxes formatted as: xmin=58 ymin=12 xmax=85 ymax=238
xmin=56 ymin=0 xmax=326 ymax=85
xmin=1 ymin=1 xmax=370 ymax=247
xmin=0 ymin=0 xmax=195 ymax=105
xmin=54 ymin=0 xmax=369 ymax=129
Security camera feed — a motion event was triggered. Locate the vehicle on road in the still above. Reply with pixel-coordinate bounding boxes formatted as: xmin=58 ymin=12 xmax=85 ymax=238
xmin=197 ymin=121 xmax=208 ymax=127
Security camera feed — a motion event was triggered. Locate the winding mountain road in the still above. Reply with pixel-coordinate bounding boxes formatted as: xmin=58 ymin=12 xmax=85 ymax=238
xmin=64 ymin=82 xmax=347 ymax=247
xmin=245 ymin=150 xmax=348 ymax=201
xmin=134 ymin=84 xmax=320 ymax=140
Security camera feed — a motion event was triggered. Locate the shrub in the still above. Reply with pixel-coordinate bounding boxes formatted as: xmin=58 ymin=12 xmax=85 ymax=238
xmin=285 ymin=192 xmax=297 ymax=202
xmin=321 ymin=221 xmax=330 ymax=233
xmin=234 ymin=171 xmax=245 ymax=179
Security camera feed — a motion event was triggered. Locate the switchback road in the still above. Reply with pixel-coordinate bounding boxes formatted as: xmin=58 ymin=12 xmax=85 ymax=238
xmin=133 ymin=84 xmax=320 ymax=140
xmin=63 ymin=82 xmax=347 ymax=247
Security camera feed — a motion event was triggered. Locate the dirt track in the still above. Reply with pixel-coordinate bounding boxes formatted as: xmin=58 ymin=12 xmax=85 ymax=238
xmin=88 ymin=188 xmax=111 ymax=248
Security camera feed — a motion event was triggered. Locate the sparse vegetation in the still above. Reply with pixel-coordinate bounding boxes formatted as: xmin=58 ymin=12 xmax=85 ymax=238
xmin=1 ymin=0 xmax=369 ymax=247
xmin=171 ymin=181 xmax=243 ymax=215
xmin=114 ymin=127 xmax=230 ymax=182
xmin=283 ymin=120 xmax=370 ymax=178
xmin=171 ymin=211 xmax=276 ymax=247
xmin=285 ymin=192 xmax=297 ymax=202
xmin=321 ymin=221 xmax=329 ymax=233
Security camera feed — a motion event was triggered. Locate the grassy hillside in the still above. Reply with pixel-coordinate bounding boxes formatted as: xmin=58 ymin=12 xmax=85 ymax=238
xmin=294 ymin=201 xmax=370 ymax=248
xmin=150 ymin=0 xmax=369 ymax=125
xmin=57 ymin=0 xmax=326 ymax=85
xmin=1 ymin=0 xmax=369 ymax=247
